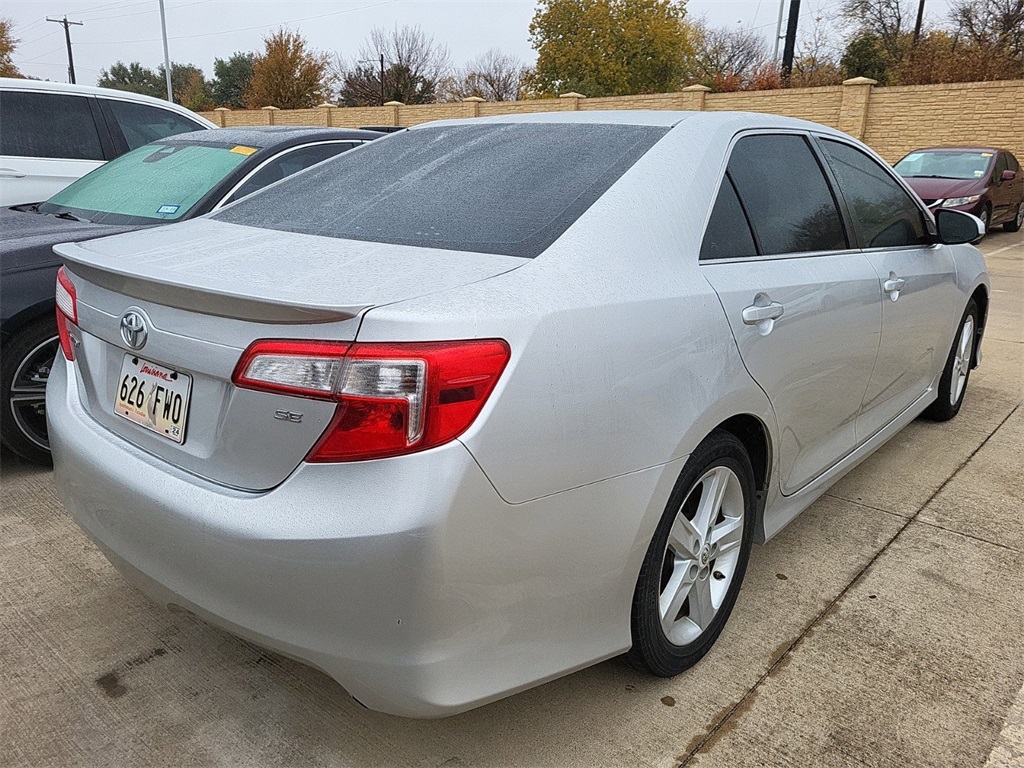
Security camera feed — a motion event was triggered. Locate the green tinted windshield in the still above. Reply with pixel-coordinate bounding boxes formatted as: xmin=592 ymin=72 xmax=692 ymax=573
xmin=894 ymin=150 xmax=994 ymax=181
xmin=41 ymin=142 xmax=252 ymax=224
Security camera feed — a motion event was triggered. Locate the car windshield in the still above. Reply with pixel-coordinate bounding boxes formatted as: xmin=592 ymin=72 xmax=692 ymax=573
xmin=38 ymin=141 xmax=255 ymax=225
xmin=213 ymin=122 xmax=668 ymax=258
xmin=894 ymin=150 xmax=994 ymax=181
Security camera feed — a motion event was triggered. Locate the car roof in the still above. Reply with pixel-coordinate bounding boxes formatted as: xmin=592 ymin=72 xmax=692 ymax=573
xmin=904 ymin=146 xmax=1006 ymax=155
xmin=0 ymin=77 xmax=217 ymax=128
xmin=414 ymin=109 xmax=850 ymax=137
xmin=163 ymin=125 xmax=385 ymax=149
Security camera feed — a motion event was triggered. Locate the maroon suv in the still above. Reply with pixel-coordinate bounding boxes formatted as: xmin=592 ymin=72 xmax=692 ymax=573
xmin=894 ymin=146 xmax=1024 ymax=234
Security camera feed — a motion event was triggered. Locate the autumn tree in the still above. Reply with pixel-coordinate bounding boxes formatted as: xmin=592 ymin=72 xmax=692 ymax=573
xmin=337 ymin=25 xmax=451 ymax=106
xmin=692 ymin=24 xmax=773 ymax=90
xmin=0 ymin=17 xmax=22 ymax=78
xmin=444 ymin=49 xmax=526 ymax=101
xmin=526 ymin=0 xmax=695 ymax=97
xmin=159 ymin=63 xmax=214 ymax=110
xmin=211 ymin=52 xmax=255 ymax=108
xmin=949 ymin=0 xmax=1024 ymax=71
xmin=244 ymin=28 xmax=332 ymax=109
xmin=840 ymin=0 xmax=916 ymax=62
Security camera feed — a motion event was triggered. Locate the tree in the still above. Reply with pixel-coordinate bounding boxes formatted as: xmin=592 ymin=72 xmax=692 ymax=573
xmin=841 ymin=32 xmax=891 ymax=82
xmin=893 ymin=28 xmax=1022 ymax=82
xmin=160 ymin=62 xmax=213 ymax=111
xmin=0 ymin=17 xmax=22 ymax=78
xmin=525 ymin=0 xmax=696 ymax=97
xmin=98 ymin=61 xmax=163 ymax=97
xmin=444 ymin=49 xmax=527 ymax=101
xmin=840 ymin=0 xmax=915 ymax=61
xmin=692 ymin=24 xmax=773 ymax=89
xmin=337 ymin=25 xmax=451 ymax=106
xmin=211 ymin=52 xmax=255 ymax=108
xmin=949 ymin=0 xmax=1024 ymax=68
xmin=244 ymin=28 xmax=332 ymax=109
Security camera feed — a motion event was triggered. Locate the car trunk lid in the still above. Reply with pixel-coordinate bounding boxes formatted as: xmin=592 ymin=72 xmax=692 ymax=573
xmin=55 ymin=219 xmax=524 ymax=490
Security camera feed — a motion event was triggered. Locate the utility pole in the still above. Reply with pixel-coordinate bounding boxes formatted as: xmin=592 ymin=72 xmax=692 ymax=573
xmin=379 ymin=53 xmax=385 ymax=106
xmin=773 ymin=0 xmax=786 ymax=60
xmin=46 ymin=16 xmax=83 ymax=85
xmin=913 ymin=0 xmax=926 ymax=45
xmin=158 ymin=0 xmax=173 ymax=102
xmin=781 ymin=0 xmax=801 ymax=82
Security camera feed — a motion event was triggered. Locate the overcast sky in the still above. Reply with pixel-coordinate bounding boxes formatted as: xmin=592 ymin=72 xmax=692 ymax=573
xmin=8 ymin=0 xmax=954 ymax=85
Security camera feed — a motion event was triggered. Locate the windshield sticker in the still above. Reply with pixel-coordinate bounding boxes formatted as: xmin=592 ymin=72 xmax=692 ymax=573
xmin=974 ymin=170 xmax=985 ymax=177
xmin=230 ymin=145 xmax=258 ymax=156
xmin=980 ymin=152 xmax=994 ymax=157
xmin=157 ymin=204 xmax=180 ymax=214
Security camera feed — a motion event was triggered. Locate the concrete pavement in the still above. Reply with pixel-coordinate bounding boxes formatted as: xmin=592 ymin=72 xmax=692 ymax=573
xmin=1 ymin=229 xmax=1021 ymax=767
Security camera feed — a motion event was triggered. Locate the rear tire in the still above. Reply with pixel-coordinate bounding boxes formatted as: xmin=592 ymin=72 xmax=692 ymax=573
xmin=1 ymin=316 xmax=58 ymax=465
xmin=628 ymin=429 xmax=756 ymax=676
xmin=922 ymin=299 xmax=979 ymax=422
xmin=1005 ymin=202 xmax=1023 ymax=233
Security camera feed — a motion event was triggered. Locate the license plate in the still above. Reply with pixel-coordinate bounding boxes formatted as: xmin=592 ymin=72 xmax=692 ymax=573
xmin=114 ymin=355 xmax=192 ymax=444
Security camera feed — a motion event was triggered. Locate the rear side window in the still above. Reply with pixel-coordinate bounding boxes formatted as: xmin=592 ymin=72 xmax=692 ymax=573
xmin=1007 ymin=153 xmax=1021 ymax=172
xmin=215 ymin=123 xmax=668 ymax=258
xmin=0 ymin=91 xmax=104 ymax=160
xmin=820 ymin=139 xmax=929 ymax=249
xmin=225 ymin=142 xmax=360 ymax=204
xmin=104 ymin=99 xmax=206 ymax=150
xmin=727 ymin=134 xmax=847 ymax=255
xmin=993 ymin=153 xmax=1008 ymax=180
xmin=700 ymin=174 xmax=757 ymax=260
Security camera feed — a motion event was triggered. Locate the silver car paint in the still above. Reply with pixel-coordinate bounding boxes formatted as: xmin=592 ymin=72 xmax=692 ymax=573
xmin=48 ymin=110 xmax=990 ymax=717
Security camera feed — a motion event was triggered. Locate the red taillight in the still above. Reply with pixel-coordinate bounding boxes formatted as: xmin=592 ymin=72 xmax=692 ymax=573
xmin=55 ymin=266 xmax=77 ymax=361
xmin=231 ymin=338 xmax=511 ymax=462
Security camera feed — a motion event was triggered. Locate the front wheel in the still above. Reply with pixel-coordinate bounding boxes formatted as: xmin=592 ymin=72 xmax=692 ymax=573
xmin=922 ymin=299 xmax=979 ymax=422
xmin=628 ymin=430 xmax=756 ymax=676
xmin=978 ymin=205 xmax=991 ymax=235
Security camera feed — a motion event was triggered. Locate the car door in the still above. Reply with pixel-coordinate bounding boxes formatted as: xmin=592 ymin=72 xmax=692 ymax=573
xmin=817 ymin=137 xmax=958 ymax=440
xmin=1006 ymin=153 xmax=1024 ymax=226
xmin=700 ymin=132 xmax=882 ymax=495
xmin=989 ymin=153 xmax=1012 ymax=224
xmin=0 ymin=90 xmax=109 ymax=205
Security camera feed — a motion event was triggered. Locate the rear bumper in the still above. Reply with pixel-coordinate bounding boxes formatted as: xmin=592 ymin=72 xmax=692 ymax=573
xmin=48 ymin=357 xmax=667 ymax=716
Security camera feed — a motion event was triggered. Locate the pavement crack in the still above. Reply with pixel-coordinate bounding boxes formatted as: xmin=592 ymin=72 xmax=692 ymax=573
xmin=678 ymin=402 xmax=1021 ymax=766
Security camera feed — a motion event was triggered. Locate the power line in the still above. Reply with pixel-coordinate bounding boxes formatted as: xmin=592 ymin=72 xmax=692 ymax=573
xmin=46 ymin=16 xmax=84 ymax=84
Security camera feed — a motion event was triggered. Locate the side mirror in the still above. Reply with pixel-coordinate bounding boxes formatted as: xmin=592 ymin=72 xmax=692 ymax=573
xmin=935 ymin=208 xmax=984 ymax=245
xmin=1001 ymin=169 xmax=1016 ymax=182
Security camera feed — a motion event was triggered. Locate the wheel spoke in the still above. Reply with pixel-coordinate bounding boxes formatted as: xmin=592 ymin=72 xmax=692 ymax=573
xmin=710 ymin=516 xmax=743 ymax=555
xmin=668 ymin=514 xmax=702 ymax=556
xmin=688 ymin=577 xmax=716 ymax=630
xmin=695 ymin=467 xmax=729 ymax=533
xmin=10 ymin=393 xmax=47 ymax=405
xmin=659 ymin=561 xmax=696 ymax=633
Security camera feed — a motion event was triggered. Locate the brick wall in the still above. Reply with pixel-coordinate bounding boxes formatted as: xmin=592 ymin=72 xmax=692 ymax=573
xmin=199 ymin=78 xmax=1024 ymax=162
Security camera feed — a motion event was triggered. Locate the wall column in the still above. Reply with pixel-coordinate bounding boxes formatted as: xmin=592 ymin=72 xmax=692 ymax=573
xmin=213 ymin=107 xmax=229 ymax=127
xmin=260 ymin=105 xmax=279 ymax=125
xmin=462 ymin=95 xmax=485 ymax=118
xmin=558 ymin=91 xmax=586 ymax=110
xmin=839 ymin=77 xmax=877 ymax=139
xmin=384 ymin=100 xmax=403 ymax=126
xmin=680 ymin=84 xmax=711 ymax=111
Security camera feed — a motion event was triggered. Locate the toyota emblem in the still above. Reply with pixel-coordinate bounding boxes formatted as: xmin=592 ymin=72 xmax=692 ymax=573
xmin=119 ymin=308 xmax=148 ymax=350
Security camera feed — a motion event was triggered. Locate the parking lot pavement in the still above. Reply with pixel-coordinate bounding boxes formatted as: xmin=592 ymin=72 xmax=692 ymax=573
xmin=1 ymin=230 xmax=1021 ymax=768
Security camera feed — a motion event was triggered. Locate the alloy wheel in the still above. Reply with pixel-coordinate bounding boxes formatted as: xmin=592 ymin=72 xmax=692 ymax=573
xmin=658 ymin=465 xmax=745 ymax=646
xmin=8 ymin=335 xmax=59 ymax=452
xmin=951 ymin=316 xmax=974 ymax=406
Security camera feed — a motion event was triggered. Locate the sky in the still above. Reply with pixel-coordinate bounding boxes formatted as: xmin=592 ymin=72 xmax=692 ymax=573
xmin=7 ymin=0 xmax=954 ymax=85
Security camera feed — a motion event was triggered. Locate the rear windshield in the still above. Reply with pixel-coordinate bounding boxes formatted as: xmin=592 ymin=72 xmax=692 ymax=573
xmin=41 ymin=141 xmax=254 ymax=224
xmin=214 ymin=123 xmax=667 ymax=258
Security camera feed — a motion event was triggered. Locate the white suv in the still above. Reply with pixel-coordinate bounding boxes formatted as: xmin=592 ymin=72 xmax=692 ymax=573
xmin=0 ymin=78 xmax=216 ymax=206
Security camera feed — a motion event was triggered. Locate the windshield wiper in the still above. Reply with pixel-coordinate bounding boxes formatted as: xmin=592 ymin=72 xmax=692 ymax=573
xmin=49 ymin=210 xmax=91 ymax=223
xmin=906 ymin=174 xmax=960 ymax=179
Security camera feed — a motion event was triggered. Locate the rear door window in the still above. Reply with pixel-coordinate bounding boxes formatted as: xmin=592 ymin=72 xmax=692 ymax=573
xmin=726 ymin=134 xmax=848 ymax=255
xmin=0 ymin=90 xmax=104 ymax=160
xmin=700 ymin=174 xmax=758 ymax=260
xmin=819 ymin=139 xmax=929 ymax=249
xmin=224 ymin=142 xmax=361 ymax=204
xmin=103 ymin=99 xmax=206 ymax=150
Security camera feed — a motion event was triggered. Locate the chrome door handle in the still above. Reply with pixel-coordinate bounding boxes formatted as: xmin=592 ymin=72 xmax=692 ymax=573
xmin=742 ymin=302 xmax=785 ymax=324
xmin=883 ymin=277 xmax=906 ymax=293
xmin=0 ymin=168 xmax=27 ymax=178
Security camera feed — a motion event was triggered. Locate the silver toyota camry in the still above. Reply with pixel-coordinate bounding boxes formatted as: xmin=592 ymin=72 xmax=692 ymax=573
xmin=48 ymin=111 xmax=989 ymax=717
